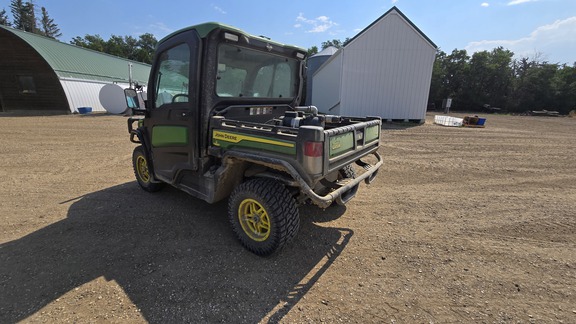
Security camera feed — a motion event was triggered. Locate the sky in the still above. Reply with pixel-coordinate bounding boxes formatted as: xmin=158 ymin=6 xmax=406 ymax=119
xmin=2 ymin=0 xmax=575 ymax=64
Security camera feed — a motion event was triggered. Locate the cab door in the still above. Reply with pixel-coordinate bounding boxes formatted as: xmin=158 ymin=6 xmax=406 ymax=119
xmin=146 ymin=30 xmax=200 ymax=181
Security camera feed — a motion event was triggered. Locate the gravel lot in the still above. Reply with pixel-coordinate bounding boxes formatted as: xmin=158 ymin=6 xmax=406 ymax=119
xmin=1 ymin=112 xmax=575 ymax=323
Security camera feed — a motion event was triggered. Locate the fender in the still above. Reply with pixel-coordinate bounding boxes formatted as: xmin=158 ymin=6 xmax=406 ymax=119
xmin=127 ymin=118 xmax=163 ymax=184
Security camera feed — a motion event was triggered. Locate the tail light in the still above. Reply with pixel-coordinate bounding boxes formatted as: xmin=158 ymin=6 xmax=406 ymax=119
xmin=304 ymin=141 xmax=323 ymax=157
xmin=304 ymin=141 xmax=323 ymax=174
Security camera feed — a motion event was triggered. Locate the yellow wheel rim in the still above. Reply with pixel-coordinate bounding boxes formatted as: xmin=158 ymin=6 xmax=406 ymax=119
xmin=238 ymin=199 xmax=270 ymax=242
xmin=136 ymin=155 xmax=150 ymax=183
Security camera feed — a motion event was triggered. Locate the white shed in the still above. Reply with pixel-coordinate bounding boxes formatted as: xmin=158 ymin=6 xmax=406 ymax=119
xmin=311 ymin=6 xmax=437 ymax=122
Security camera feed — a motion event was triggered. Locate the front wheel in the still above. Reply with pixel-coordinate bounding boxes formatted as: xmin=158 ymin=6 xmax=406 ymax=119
xmin=132 ymin=146 xmax=164 ymax=192
xmin=228 ymin=178 xmax=300 ymax=256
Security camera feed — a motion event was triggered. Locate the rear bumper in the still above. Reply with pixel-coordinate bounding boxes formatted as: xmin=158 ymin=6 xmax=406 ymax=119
xmin=303 ymin=151 xmax=382 ymax=208
xmin=221 ymin=149 xmax=382 ymax=208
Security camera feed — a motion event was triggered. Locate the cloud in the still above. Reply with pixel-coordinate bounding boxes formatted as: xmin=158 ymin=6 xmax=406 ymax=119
xmin=465 ymin=16 xmax=576 ymax=63
xmin=507 ymin=0 xmax=538 ymax=5
xmin=212 ymin=5 xmax=227 ymax=14
xmin=148 ymin=22 xmax=174 ymax=35
xmin=295 ymin=13 xmax=338 ymax=33
xmin=392 ymin=0 xmax=399 ymax=4
xmin=481 ymin=2 xmax=490 ymax=7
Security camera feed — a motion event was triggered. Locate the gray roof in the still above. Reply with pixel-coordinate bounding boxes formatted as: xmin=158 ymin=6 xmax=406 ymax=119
xmin=311 ymin=46 xmax=339 ymax=58
xmin=0 ymin=26 xmax=150 ymax=84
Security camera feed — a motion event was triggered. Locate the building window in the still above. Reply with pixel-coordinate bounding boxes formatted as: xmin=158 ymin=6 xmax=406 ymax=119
xmin=18 ymin=76 xmax=37 ymax=94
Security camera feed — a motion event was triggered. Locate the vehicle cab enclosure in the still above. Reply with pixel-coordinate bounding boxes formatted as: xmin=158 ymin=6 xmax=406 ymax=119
xmin=128 ymin=23 xmax=306 ymax=199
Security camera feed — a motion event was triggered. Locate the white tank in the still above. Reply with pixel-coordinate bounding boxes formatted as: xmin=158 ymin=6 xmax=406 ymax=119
xmin=99 ymin=83 xmax=128 ymax=115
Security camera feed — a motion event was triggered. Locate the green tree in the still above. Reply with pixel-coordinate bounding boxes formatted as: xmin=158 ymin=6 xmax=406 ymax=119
xmin=123 ymin=35 xmax=139 ymax=60
xmin=429 ymin=50 xmax=449 ymax=107
xmin=343 ymin=37 xmax=352 ymax=47
xmin=70 ymin=34 xmax=107 ymax=52
xmin=307 ymin=45 xmax=318 ymax=57
xmin=553 ymin=63 xmax=576 ymax=114
xmin=429 ymin=49 xmax=475 ymax=110
xmin=39 ymin=6 xmax=61 ymax=39
xmin=321 ymin=39 xmax=343 ymax=49
xmin=508 ymin=57 xmax=533 ymax=112
xmin=510 ymin=57 xmax=559 ymax=113
xmin=443 ymin=49 xmax=470 ymax=109
xmin=488 ymin=47 xmax=514 ymax=108
xmin=467 ymin=50 xmax=491 ymax=107
xmin=10 ymin=0 xmax=25 ymax=29
xmin=105 ymin=34 xmax=129 ymax=57
xmin=10 ymin=0 xmax=36 ymax=32
xmin=21 ymin=1 xmax=36 ymax=32
xmin=527 ymin=63 xmax=558 ymax=111
xmin=135 ymin=33 xmax=157 ymax=64
xmin=467 ymin=47 xmax=514 ymax=109
xmin=0 ymin=8 xmax=11 ymax=26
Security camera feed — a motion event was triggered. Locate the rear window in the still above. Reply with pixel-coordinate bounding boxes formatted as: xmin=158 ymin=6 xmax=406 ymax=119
xmin=216 ymin=44 xmax=298 ymax=99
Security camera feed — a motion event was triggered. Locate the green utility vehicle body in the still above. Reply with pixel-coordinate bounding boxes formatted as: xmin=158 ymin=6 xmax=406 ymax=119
xmin=126 ymin=22 xmax=382 ymax=255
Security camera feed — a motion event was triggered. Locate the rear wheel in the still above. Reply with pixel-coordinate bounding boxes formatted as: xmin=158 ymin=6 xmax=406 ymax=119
xmin=132 ymin=146 xmax=164 ymax=192
xmin=228 ymin=178 xmax=300 ymax=256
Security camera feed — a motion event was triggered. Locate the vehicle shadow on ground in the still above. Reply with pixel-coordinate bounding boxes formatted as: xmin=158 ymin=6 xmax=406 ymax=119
xmin=0 ymin=182 xmax=351 ymax=323
xmin=381 ymin=122 xmax=423 ymax=131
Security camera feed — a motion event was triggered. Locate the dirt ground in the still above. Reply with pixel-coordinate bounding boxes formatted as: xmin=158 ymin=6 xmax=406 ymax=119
xmin=0 ymin=112 xmax=575 ymax=323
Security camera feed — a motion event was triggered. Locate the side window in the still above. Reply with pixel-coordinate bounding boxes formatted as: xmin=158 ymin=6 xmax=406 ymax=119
xmin=154 ymin=43 xmax=190 ymax=108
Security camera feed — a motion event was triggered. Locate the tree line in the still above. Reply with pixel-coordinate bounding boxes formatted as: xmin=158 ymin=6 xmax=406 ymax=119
xmin=0 ymin=1 xmax=157 ymax=64
xmin=69 ymin=33 xmax=157 ymax=64
xmin=429 ymin=48 xmax=576 ymax=115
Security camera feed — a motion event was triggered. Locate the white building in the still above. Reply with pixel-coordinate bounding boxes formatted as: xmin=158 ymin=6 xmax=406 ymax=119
xmin=311 ymin=6 xmax=437 ymax=122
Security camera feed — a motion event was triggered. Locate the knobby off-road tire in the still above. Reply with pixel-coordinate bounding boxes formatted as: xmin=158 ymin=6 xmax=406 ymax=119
xmin=132 ymin=145 xmax=165 ymax=192
xmin=340 ymin=164 xmax=356 ymax=179
xmin=228 ymin=178 xmax=300 ymax=256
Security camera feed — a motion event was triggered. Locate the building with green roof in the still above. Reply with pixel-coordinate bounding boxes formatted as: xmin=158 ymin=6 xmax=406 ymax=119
xmin=0 ymin=26 xmax=151 ymax=113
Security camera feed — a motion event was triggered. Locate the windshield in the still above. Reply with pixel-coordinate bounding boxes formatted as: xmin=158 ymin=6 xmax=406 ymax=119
xmin=216 ymin=44 xmax=299 ymax=99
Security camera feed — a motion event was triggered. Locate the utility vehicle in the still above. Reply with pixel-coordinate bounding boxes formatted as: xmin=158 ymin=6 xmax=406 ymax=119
xmin=125 ymin=22 xmax=382 ymax=256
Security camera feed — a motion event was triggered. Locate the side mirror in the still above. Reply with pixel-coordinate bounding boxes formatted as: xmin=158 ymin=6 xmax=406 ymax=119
xmin=124 ymin=88 xmax=146 ymax=115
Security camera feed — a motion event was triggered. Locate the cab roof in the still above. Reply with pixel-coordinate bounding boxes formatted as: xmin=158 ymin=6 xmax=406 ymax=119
xmin=159 ymin=22 xmax=306 ymax=53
